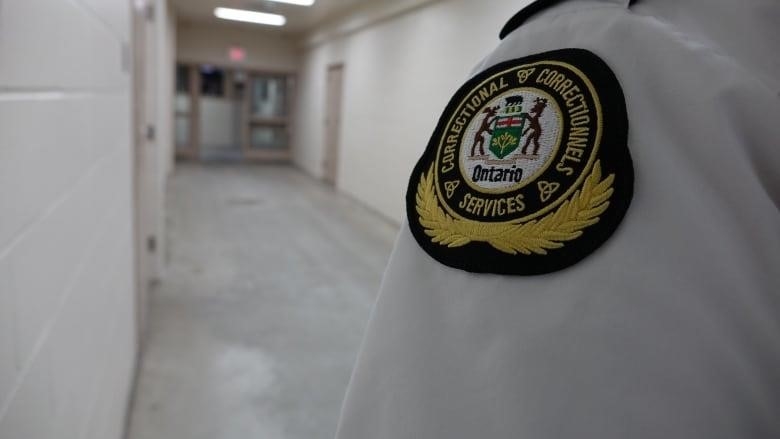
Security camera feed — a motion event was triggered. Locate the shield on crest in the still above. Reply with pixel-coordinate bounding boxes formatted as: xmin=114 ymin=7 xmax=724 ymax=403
xmin=489 ymin=114 xmax=525 ymax=159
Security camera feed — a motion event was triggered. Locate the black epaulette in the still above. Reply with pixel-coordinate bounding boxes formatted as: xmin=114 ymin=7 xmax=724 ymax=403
xmin=500 ymin=0 xmax=640 ymax=39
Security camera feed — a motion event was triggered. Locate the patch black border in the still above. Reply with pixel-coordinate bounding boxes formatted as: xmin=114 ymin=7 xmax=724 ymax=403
xmin=405 ymin=49 xmax=633 ymax=275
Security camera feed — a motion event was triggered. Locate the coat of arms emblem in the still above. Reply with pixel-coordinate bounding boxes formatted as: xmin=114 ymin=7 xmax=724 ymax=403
xmin=472 ymin=95 xmax=550 ymax=161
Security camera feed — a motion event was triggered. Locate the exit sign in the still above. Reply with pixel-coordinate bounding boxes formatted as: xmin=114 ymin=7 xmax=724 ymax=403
xmin=229 ymin=46 xmax=246 ymax=62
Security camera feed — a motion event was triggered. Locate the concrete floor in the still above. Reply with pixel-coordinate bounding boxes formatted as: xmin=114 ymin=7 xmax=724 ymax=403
xmin=126 ymin=164 xmax=397 ymax=439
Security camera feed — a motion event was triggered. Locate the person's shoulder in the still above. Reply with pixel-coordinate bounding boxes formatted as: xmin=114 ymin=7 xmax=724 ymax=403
xmin=499 ymin=0 xmax=638 ymax=40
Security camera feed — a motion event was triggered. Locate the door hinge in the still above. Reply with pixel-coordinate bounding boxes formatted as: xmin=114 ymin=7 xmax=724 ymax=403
xmin=145 ymin=3 xmax=155 ymax=21
xmin=147 ymin=235 xmax=157 ymax=253
xmin=146 ymin=124 xmax=156 ymax=141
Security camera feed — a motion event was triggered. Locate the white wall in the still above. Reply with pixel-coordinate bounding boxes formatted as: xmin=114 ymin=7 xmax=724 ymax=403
xmin=0 ymin=0 xmax=136 ymax=438
xmin=293 ymin=0 xmax=532 ymax=222
xmin=177 ymin=22 xmax=299 ymax=72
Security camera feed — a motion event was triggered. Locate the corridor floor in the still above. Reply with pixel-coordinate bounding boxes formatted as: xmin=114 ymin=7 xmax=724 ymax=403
xmin=126 ymin=164 xmax=398 ymax=439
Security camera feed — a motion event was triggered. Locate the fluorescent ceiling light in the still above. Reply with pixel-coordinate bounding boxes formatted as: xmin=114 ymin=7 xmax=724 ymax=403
xmin=264 ymin=0 xmax=315 ymax=5
xmin=214 ymin=7 xmax=286 ymax=26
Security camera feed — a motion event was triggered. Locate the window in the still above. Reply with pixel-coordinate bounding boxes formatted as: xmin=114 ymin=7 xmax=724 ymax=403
xmin=250 ymin=126 xmax=288 ymax=151
xmin=176 ymin=64 xmax=190 ymax=93
xmin=250 ymin=75 xmax=288 ymax=119
xmin=175 ymin=64 xmax=194 ymax=155
xmin=200 ymin=65 xmax=225 ymax=97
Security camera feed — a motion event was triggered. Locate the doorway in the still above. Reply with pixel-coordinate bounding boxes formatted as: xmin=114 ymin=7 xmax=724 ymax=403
xmin=323 ymin=64 xmax=344 ymax=186
xmin=175 ymin=63 xmax=295 ymax=162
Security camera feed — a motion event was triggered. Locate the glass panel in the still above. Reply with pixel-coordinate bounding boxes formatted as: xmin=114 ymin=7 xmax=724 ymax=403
xmin=175 ymin=94 xmax=190 ymax=114
xmin=233 ymin=70 xmax=248 ymax=87
xmin=175 ymin=116 xmax=189 ymax=150
xmin=199 ymin=76 xmax=243 ymax=161
xmin=176 ymin=64 xmax=190 ymax=93
xmin=250 ymin=126 xmax=288 ymax=151
xmin=200 ymin=65 xmax=225 ymax=97
xmin=250 ymin=75 xmax=287 ymax=119
xmin=232 ymin=72 xmax=246 ymax=101
xmin=176 ymin=64 xmax=191 ymax=114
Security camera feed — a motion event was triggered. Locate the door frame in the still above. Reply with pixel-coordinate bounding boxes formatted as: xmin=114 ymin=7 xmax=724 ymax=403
xmin=242 ymin=70 xmax=296 ymax=161
xmin=173 ymin=64 xmax=200 ymax=160
xmin=131 ymin=0 xmax=158 ymax=350
xmin=323 ymin=63 xmax=345 ymax=186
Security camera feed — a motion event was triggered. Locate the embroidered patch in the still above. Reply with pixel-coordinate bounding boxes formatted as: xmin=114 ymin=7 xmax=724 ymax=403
xmin=406 ymin=49 xmax=633 ymax=275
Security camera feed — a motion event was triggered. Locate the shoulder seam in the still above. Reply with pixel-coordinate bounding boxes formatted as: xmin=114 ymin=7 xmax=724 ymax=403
xmin=500 ymin=0 xmax=636 ymax=40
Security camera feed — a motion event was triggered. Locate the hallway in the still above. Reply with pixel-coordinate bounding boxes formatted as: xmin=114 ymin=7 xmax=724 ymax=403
xmin=126 ymin=164 xmax=397 ymax=439
xmin=0 ymin=1 xmax=531 ymax=436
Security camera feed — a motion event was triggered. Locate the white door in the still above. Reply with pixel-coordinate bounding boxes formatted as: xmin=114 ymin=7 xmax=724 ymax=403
xmin=323 ymin=64 xmax=344 ymax=186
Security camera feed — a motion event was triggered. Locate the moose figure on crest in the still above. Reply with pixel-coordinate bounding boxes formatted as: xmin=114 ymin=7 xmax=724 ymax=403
xmin=520 ymin=97 xmax=548 ymax=155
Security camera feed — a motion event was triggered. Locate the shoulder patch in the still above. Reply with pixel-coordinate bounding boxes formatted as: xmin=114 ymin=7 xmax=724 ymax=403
xmin=406 ymin=49 xmax=633 ymax=275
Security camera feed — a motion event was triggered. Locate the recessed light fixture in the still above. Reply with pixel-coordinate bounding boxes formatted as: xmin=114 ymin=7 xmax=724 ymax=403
xmin=214 ymin=7 xmax=287 ymax=26
xmin=265 ymin=0 xmax=315 ymax=5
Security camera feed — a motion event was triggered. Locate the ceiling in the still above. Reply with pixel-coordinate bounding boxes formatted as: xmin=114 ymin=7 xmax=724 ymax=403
xmin=172 ymin=0 xmax=385 ymax=34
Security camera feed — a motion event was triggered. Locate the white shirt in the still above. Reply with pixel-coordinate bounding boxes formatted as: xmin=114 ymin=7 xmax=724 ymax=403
xmin=336 ymin=1 xmax=780 ymax=438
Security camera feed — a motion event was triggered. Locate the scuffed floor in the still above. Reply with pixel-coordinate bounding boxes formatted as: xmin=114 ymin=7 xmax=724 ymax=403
xmin=126 ymin=164 xmax=397 ymax=439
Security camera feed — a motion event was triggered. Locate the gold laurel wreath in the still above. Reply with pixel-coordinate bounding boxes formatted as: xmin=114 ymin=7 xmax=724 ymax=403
xmin=415 ymin=161 xmax=615 ymax=255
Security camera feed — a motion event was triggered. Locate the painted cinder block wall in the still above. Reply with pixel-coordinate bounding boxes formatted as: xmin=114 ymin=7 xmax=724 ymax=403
xmin=293 ymin=0 xmax=533 ymax=223
xmin=177 ymin=22 xmax=300 ymax=72
xmin=0 ymin=0 xmax=137 ymax=437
